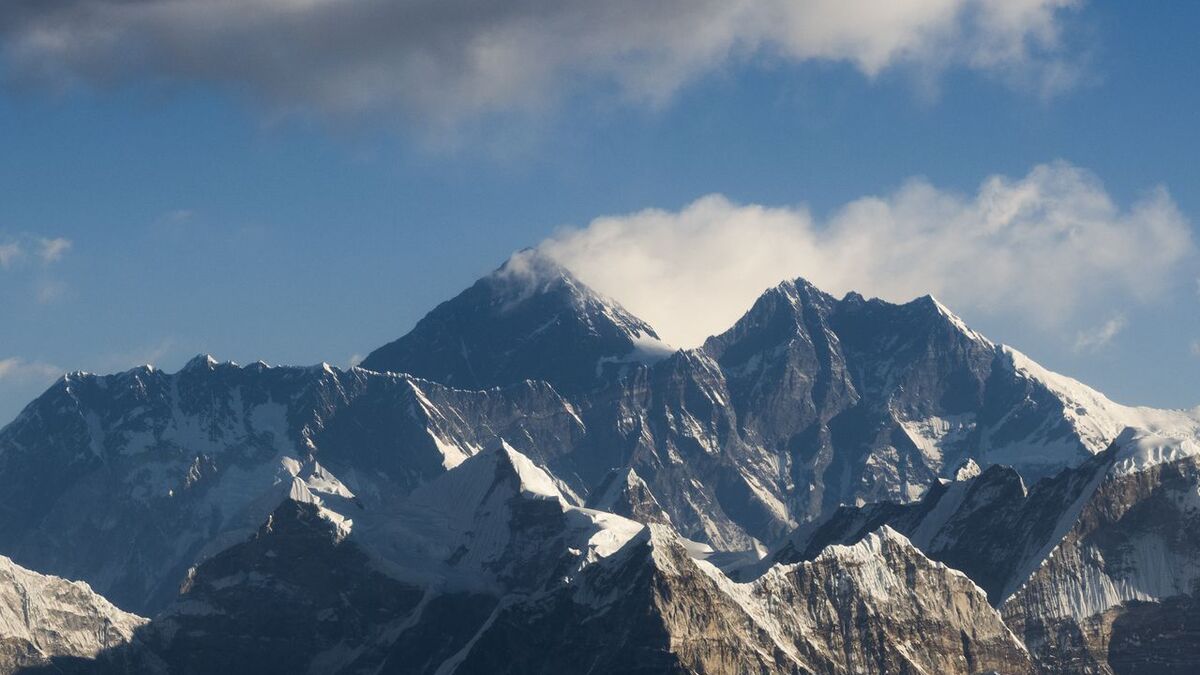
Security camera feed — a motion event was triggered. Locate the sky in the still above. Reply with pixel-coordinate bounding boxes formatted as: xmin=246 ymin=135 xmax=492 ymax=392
xmin=1 ymin=0 xmax=1199 ymax=424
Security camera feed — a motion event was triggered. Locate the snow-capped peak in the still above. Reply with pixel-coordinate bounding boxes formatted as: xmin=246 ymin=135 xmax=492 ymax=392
xmin=180 ymin=354 xmax=221 ymax=372
xmin=358 ymin=251 xmax=663 ymax=391
xmin=926 ymin=295 xmax=994 ymax=346
xmin=1003 ymin=345 xmax=1200 ymax=460
xmin=498 ymin=441 xmax=562 ymax=500
xmin=0 ymin=555 xmax=147 ymax=666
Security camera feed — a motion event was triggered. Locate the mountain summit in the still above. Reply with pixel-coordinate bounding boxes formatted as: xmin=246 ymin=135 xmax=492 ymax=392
xmin=360 ymin=250 xmax=670 ymax=392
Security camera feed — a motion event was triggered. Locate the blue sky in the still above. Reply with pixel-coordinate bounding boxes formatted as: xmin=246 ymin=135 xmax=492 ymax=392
xmin=1 ymin=1 xmax=1198 ymax=423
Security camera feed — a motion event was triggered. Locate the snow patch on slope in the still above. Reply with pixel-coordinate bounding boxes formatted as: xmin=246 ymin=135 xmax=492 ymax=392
xmin=1005 ymin=346 xmax=1200 ymax=457
xmin=1110 ymin=427 xmax=1200 ymax=476
xmin=360 ymin=442 xmax=643 ymax=592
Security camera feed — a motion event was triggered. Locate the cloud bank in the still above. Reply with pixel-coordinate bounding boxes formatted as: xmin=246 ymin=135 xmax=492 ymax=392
xmin=0 ymin=0 xmax=1081 ymax=121
xmin=0 ymin=357 xmax=61 ymax=384
xmin=539 ymin=162 xmax=1193 ymax=348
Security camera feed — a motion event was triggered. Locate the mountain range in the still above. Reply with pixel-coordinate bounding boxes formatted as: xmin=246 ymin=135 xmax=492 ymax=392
xmin=1 ymin=249 xmax=1197 ymax=674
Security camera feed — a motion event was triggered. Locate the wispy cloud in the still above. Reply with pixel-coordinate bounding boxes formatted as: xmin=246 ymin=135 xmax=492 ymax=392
xmin=0 ymin=242 xmax=21 ymax=268
xmin=0 ymin=357 xmax=62 ymax=383
xmin=1073 ymin=315 xmax=1126 ymax=353
xmin=540 ymin=162 xmax=1192 ymax=348
xmin=37 ymin=237 xmax=72 ymax=263
xmin=0 ymin=0 xmax=1084 ymax=125
xmin=0 ymin=234 xmax=72 ymax=268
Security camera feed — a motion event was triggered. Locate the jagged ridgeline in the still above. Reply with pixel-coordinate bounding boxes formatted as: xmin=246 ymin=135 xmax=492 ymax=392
xmin=1 ymin=250 xmax=1197 ymax=674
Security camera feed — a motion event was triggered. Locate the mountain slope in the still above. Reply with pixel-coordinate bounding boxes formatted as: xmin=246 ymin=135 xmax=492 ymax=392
xmin=0 ymin=556 xmax=144 ymax=673
xmin=457 ymin=525 xmax=1031 ymax=674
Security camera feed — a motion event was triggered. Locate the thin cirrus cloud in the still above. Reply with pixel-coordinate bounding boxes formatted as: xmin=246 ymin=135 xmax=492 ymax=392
xmin=38 ymin=237 xmax=72 ymax=263
xmin=0 ymin=357 xmax=61 ymax=384
xmin=0 ymin=235 xmax=72 ymax=268
xmin=539 ymin=161 xmax=1193 ymax=348
xmin=1073 ymin=315 xmax=1127 ymax=353
xmin=1 ymin=234 xmax=73 ymax=305
xmin=0 ymin=0 xmax=1082 ymax=123
xmin=0 ymin=242 xmax=20 ymax=268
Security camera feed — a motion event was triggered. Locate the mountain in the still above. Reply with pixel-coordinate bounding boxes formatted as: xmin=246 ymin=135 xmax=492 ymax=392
xmin=771 ymin=427 xmax=1200 ymax=673
xmin=77 ymin=487 xmax=1030 ymax=674
xmin=457 ymin=524 xmax=1031 ymax=674
xmin=0 ymin=555 xmax=144 ymax=673
xmin=360 ymin=250 xmax=671 ymax=392
xmin=2 ymin=251 xmax=1198 ymax=673
xmin=66 ymin=445 xmax=646 ymax=674
xmin=0 ymin=358 xmax=589 ymax=614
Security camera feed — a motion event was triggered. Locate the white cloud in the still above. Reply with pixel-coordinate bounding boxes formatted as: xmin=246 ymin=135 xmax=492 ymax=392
xmin=0 ymin=0 xmax=1082 ymax=122
xmin=0 ymin=242 xmax=21 ymax=268
xmin=1073 ymin=315 xmax=1126 ymax=352
xmin=0 ymin=234 xmax=72 ymax=268
xmin=0 ymin=357 xmax=62 ymax=383
xmin=539 ymin=161 xmax=1193 ymax=348
xmin=38 ymin=237 xmax=71 ymax=263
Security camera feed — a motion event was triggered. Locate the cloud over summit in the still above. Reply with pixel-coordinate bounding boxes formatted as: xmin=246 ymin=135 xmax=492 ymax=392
xmin=539 ymin=162 xmax=1193 ymax=348
xmin=0 ymin=0 xmax=1082 ymax=122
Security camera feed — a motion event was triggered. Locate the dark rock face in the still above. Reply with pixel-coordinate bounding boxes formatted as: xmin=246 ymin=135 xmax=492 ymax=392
xmin=1106 ymin=596 xmax=1200 ymax=675
xmin=127 ymin=500 xmax=427 ymax=675
xmin=586 ymin=468 xmax=675 ymax=526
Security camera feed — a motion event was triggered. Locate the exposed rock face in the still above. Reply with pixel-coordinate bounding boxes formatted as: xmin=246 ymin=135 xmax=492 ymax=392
xmin=586 ymin=467 xmax=675 ymax=526
xmin=751 ymin=527 xmax=1032 ymax=675
xmin=0 ymin=555 xmax=144 ymax=673
xmin=1002 ymin=448 xmax=1200 ymax=673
